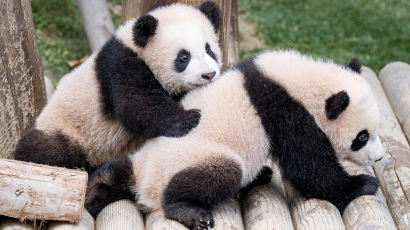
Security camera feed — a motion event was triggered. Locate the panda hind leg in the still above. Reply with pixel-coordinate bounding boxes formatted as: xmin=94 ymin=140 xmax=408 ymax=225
xmin=162 ymin=156 xmax=242 ymax=229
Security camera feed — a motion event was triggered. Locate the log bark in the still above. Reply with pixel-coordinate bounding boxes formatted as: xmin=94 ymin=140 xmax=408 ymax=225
xmin=361 ymin=66 xmax=410 ymax=230
xmin=0 ymin=0 xmax=47 ymax=159
xmin=0 ymin=159 xmax=88 ymax=223
xmin=96 ymin=200 xmax=145 ymax=230
xmin=145 ymin=198 xmax=244 ymax=230
xmin=76 ymin=0 xmax=115 ymax=52
xmin=48 ymin=209 xmax=94 ymax=230
xmin=121 ymin=0 xmax=239 ymax=69
xmin=341 ymin=161 xmax=396 ymax=230
xmin=242 ymin=158 xmax=294 ymax=230
xmin=379 ymin=62 xmax=410 ymax=143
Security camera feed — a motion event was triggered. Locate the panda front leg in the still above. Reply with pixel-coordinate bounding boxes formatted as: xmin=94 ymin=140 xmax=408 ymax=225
xmin=278 ymin=148 xmax=378 ymax=212
xmin=162 ymin=156 xmax=242 ymax=229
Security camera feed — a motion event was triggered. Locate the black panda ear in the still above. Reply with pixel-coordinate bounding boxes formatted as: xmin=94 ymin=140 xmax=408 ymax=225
xmin=198 ymin=1 xmax=221 ymax=32
xmin=325 ymin=91 xmax=350 ymax=120
xmin=346 ymin=58 xmax=362 ymax=73
xmin=133 ymin=15 xmax=158 ymax=47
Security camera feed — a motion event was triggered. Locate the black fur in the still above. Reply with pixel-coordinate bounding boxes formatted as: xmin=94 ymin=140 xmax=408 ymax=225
xmin=133 ymin=15 xmax=158 ymax=47
xmin=326 ymin=91 xmax=350 ymax=120
xmin=174 ymin=49 xmax=191 ymax=72
xmin=205 ymin=43 xmax=217 ymax=62
xmin=85 ymin=156 xmax=135 ymax=218
xmin=163 ymin=157 xmax=242 ymax=229
xmin=240 ymin=166 xmax=273 ymax=197
xmin=95 ymin=38 xmax=200 ymax=138
xmin=13 ymin=129 xmax=87 ymax=169
xmin=198 ymin=1 xmax=221 ymax=32
xmin=351 ymin=130 xmax=369 ymax=151
xmin=346 ymin=58 xmax=362 ymax=73
xmin=239 ymin=59 xmax=378 ymax=212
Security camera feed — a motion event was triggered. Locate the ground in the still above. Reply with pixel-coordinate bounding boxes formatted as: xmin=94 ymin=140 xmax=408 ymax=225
xmin=32 ymin=0 xmax=409 ymax=82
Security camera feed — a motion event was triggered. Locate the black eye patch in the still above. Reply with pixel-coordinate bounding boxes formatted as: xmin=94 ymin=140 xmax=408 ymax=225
xmin=205 ymin=43 xmax=217 ymax=62
xmin=351 ymin=130 xmax=369 ymax=151
xmin=174 ymin=49 xmax=191 ymax=73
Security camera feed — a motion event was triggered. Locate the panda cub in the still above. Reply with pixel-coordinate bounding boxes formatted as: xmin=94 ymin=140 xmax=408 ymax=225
xmin=13 ymin=2 xmax=222 ymax=169
xmin=85 ymin=50 xmax=385 ymax=229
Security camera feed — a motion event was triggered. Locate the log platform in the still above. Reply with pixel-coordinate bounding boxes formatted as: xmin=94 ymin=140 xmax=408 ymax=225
xmin=1 ymin=63 xmax=409 ymax=229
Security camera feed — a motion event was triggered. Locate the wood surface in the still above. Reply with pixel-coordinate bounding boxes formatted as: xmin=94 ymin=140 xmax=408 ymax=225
xmin=0 ymin=159 xmax=88 ymax=223
xmin=76 ymin=0 xmax=115 ymax=52
xmin=48 ymin=209 xmax=94 ymax=230
xmin=242 ymin=159 xmax=294 ymax=230
xmin=96 ymin=200 xmax=145 ymax=230
xmin=0 ymin=0 xmax=47 ymax=159
xmin=121 ymin=0 xmax=239 ymax=69
xmin=378 ymin=62 xmax=410 ymax=143
xmin=361 ymin=66 xmax=410 ymax=229
xmin=341 ymin=161 xmax=396 ymax=230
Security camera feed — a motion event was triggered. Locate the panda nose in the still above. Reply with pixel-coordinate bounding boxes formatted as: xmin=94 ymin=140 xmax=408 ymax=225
xmin=201 ymin=71 xmax=216 ymax=81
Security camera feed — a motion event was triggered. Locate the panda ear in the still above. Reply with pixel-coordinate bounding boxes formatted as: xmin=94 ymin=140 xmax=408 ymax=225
xmin=325 ymin=91 xmax=350 ymax=120
xmin=198 ymin=1 xmax=221 ymax=32
xmin=133 ymin=15 xmax=158 ymax=47
xmin=346 ymin=58 xmax=362 ymax=73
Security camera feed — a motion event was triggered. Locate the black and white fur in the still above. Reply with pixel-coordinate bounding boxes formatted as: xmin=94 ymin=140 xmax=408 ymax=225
xmin=85 ymin=50 xmax=385 ymax=229
xmin=13 ymin=2 xmax=222 ymax=169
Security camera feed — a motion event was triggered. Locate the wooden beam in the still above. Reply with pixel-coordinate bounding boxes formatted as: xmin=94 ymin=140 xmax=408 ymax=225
xmin=0 ymin=0 xmax=47 ymax=159
xmin=361 ymin=66 xmax=410 ymax=229
xmin=379 ymin=62 xmax=410 ymax=143
xmin=0 ymin=159 xmax=88 ymax=223
xmin=96 ymin=200 xmax=145 ymax=230
xmin=121 ymin=0 xmax=239 ymax=69
xmin=242 ymin=158 xmax=294 ymax=230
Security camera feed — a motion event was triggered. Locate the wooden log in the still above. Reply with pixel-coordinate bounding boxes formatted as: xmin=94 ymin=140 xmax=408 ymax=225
xmin=95 ymin=199 xmax=144 ymax=230
xmin=121 ymin=0 xmax=239 ymax=69
xmin=379 ymin=62 xmax=410 ymax=143
xmin=145 ymin=198 xmax=244 ymax=230
xmin=76 ymin=0 xmax=115 ymax=52
xmin=341 ymin=161 xmax=396 ymax=230
xmin=242 ymin=159 xmax=294 ymax=230
xmin=48 ymin=210 xmax=94 ymax=230
xmin=0 ymin=159 xmax=88 ymax=223
xmin=0 ymin=0 xmax=47 ymax=159
xmin=145 ymin=211 xmax=187 ymax=230
xmin=360 ymin=66 xmax=410 ymax=229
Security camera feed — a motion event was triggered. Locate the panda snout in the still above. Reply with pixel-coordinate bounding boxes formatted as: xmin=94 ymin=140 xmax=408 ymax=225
xmin=201 ymin=71 xmax=216 ymax=81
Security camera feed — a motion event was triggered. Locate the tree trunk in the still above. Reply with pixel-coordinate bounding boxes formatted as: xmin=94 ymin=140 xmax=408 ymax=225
xmin=121 ymin=0 xmax=239 ymax=69
xmin=76 ymin=0 xmax=115 ymax=52
xmin=0 ymin=0 xmax=47 ymax=159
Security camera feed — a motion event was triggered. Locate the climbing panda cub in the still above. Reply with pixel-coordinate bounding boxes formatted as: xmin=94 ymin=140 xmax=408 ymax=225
xmin=13 ymin=2 xmax=222 ymax=170
xmin=85 ymin=50 xmax=385 ymax=229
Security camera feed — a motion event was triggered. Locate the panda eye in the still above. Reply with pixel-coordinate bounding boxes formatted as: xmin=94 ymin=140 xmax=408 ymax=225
xmin=180 ymin=54 xmax=190 ymax=62
xmin=358 ymin=133 xmax=368 ymax=142
xmin=205 ymin=43 xmax=211 ymax=54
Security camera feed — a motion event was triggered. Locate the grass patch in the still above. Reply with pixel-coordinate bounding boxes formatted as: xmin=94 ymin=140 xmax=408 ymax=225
xmin=239 ymin=0 xmax=410 ymax=72
xmin=32 ymin=0 xmax=121 ymax=82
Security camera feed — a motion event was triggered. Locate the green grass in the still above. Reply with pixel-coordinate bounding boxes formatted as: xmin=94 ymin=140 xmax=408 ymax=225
xmin=32 ymin=0 xmax=121 ymax=82
xmin=239 ymin=0 xmax=410 ymax=72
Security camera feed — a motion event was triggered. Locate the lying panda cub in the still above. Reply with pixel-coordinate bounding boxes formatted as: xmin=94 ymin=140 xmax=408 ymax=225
xmin=85 ymin=50 xmax=385 ymax=229
xmin=13 ymin=2 xmax=222 ymax=169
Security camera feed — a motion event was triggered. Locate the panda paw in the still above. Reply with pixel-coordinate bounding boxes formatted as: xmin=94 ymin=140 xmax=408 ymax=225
xmin=192 ymin=209 xmax=214 ymax=230
xmin=353 ymin=174 xmax=378 ymax=196
xmin=164 ymin=109 xmax=201 ymax=137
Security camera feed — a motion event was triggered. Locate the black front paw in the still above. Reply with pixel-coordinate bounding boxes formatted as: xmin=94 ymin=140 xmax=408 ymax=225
xmin=352 ymin=174 xmax=378 ymax=196
xmin=335 ymin=174 xmax=378 ymax=212
xmin=164 ymin=109 xmax=201 ymax=137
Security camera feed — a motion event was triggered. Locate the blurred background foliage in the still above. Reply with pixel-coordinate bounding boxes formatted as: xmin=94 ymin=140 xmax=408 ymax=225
xmin=31 ymin=0 xmax=409 ymax=82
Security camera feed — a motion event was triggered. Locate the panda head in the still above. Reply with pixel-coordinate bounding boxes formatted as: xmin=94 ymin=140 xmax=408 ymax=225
xmin=116 ymin=2 xmax=222 ymax=95
xmin=324 ymin=60 xmax=385 ymax=166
